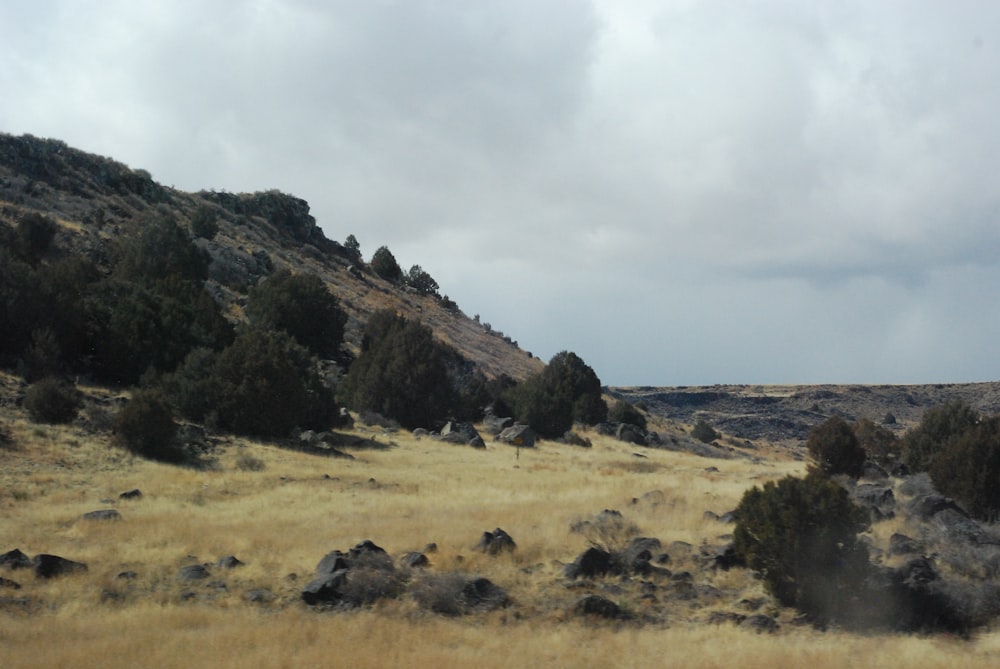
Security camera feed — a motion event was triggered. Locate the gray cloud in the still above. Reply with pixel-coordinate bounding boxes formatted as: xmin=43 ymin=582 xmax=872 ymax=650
xmin=3 ymin=1 xmax=1000 ymax=385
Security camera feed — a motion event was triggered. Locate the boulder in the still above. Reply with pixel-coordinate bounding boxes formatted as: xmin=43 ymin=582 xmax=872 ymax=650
xmin=853 ymin=484 xmax=895 ymax=519
xmin=82 ymin=509 xmax=122 ymax=522
xmin=119 ymin=489 xmax=143 ymax=500
xmin=301 ymin=569 xmax=349 ymax=605
xmin=616 ymin=423 xmax=647 ymax=446
xmin=496 ymin=425 xmax=536 ymax=448
xmin=348 ymin=540 xmax=387 ymax=562
xmin=564 ymin=547 xmax=612 ymax=579
xmin=483 ymin=413 xmax=514 ymax=436
xmin=178 ymin=564 xmax=210 ymax=581
xmin=907 ymin=494 xmax=967 ymax=521
xmin=574 ymin=594 xmax=622 ymax=619
xmin=35 ymin=554 xmax=88 ymax=579
xmin=475 ymin=528 xmax=516 ymax=555
xmin=216 ymin=555 xmax=244 ymax=569
xmin=561 ymin=431 xmax=592 ymax=447
xmin=0 ymin=577 xmax=22 ymax=590
xmin=741 ymin=614 xmax=779 ymax=633
xmin=889 ymin=533 xmax=923 ymax=556
xmin=460 ymin=577 xmax=509 ymax=612
xmin=0 ymin=549 xmax=33 ymax=570
xmin=700 ymin=544 xmax=743 ymax=570
xmin=441 ymin=421 xmax=482 ymax=446
xmin=400 ymin=552 xmax=430 ymax=569
xmin=315 ymin=550 xmax=349 ymax=576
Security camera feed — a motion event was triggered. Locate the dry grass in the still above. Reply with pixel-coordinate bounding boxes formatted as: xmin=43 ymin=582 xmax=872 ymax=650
xmin=3 ymin=393 xmax=1000 ymax=667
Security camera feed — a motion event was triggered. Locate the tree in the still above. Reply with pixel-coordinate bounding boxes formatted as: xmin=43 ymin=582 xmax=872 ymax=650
xmin=733 ymin=474 xmax=871 ymax=623
xmin=115 ymin=388 xmax=183 ymax=463
xmin=929 ymin=416 xmax=1000 ymax=521
xmin=807 ymin=416 xmax=866 ymax=478
xmin=406 ymin=265 xmax=440 ymax=296
xmin=370 ymin=245 xmax=403 ymax=282
xmin=903 ymin=400 xmax=979 ymax=472
xmin=854 ymin=418 xmax=901 ymax=469
xmin=608 ymin=399 xmax=647 ymax=431
xmin=507 ymin=351 xmax=606 ymax=438
xmin=114 ymin=214 xmax=209 ymax=286
xmin=340 ymin=310 xmax=455 ymax=430
xmin=344 ymin=234 xmax=361 ymax=260
xmin=246 ymin=269 xmax=347 ymax=360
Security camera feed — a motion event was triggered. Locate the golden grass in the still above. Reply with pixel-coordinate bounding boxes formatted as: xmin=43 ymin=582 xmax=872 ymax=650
xmin=4 ymin=407 xmax=1000 ymax=668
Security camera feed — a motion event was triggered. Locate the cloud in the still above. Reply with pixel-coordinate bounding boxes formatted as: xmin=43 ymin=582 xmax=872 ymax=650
xmin=3 ymin=1 xmax=1000 ymax=385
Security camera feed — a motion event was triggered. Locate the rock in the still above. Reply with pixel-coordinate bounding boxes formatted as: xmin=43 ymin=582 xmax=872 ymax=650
xmin=883 ymin=412 xmax=897 ymax=425
xmin=562 ymin=431 xmax=592 ymax=447
xmin=899 ymin=556 xmax=938 ymax=585
xmin=889 ymin=533 xmax=923 ymax=556
xmin=741 ymin=614 xmax=779 ymax=633
xmin=707 ymin=611 xmax=746 ymax=625
xmin=932 ymin=508 xmax=986 ymax=543
xmin=245 ymin=588 xmax=275 ymax=604
xmin=0 ymin=577 xmax=21 ymax=590
xmin=616 ymin=423 xmax=647 ymax=446
xmin=564 ymin=547 xmax=612 ymax=579
xmin=116 ymin=571 xmax=138 ymax=580
xmin=35 ymin=554 xmax=88 ymax=579
xmin=496 ymin=424 xmax=536 ymax=448
xmin=216 ymin=556 xmax=244 ymax=569
xmin=0 ymin=549 xmax=33 ymax=570
xmin=574 ymin=594 xmax=622 ymax=619
xmin=119 ymin=489 xmax=143 ymax=500
xmin=315 ymin=550 xmax=349 ymax=576
xmin=621 ymin=537 xmax=669 ymax=576
xmin=440 ymin=422 xmax=482 ymax=446
xmin=460 ymin=577 xmax=508 ymax=611
xmin=483 ymin=413 xmax=514 ymax=436
xmin=861 ymin=461 xmax=889 ymax=480
xmin=700 ymin=544 xmax=743 ymax=570
xmin=400 ymin=552 xmax=430 ymax=569
xmin=178 ymin=564 xmax=210 ymax=581
xmin=853 ymin=484 xmax=895 ymax=519
xmin=412 ymin=428 xmax=430 ymax=438
xmin=907 ymin=494 xmax=967 ymax=521
xmin=301 ymin=570 xmax=349 ymax=605
xmin=348 ymin=540 xmax=387 ymax=561
xmin=469 ymin=435 xmax=486 ymax=449
xmin=475 ymin=528 xmax=516 ymax=555
xmin=82 ymin=509 xmax=122 ymax=522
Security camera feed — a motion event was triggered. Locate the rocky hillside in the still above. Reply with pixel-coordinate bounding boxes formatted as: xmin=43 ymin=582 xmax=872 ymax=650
xmin=0 ymin=132 xmax=543 ymax=381
xmin=612 ymin=382 xmax=1000 ymax=448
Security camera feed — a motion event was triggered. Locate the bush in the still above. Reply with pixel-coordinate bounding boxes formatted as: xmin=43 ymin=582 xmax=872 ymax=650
xmin=340 ymin=311 xmax=455 ymax=430
xmin=609 ymin=399 xmax=647 ymax=431
xmin=929 ymin=416 xmax=1000 ymax=521
xmin=370 ymin=245 xmax=403 ymax=282
xmin=190 ymin=205 xmax=219 ymax=240
xmin=115 ymin=389 xmax=183 ymax=463
xmin=24 ymin=378 xmax=81 ymax=424
xmin=733 ymin=474 xmax=871 ymax=624
xmin=691 ymin=420 xmax=719 ymax=444
xmin=854 ymin=418 xmax=901 ymax=468
xmin=506 ymin=351 xmax=606 ymax=438
xmin=807 ymin=416 xmax=866 ymax=478
xmin=904 ymin=400 xmax=979 ymax=472
xmin=405 ymin=264 xmax=439 ymax=296
xmin=246 ymin=270 xmax=347 ymax=360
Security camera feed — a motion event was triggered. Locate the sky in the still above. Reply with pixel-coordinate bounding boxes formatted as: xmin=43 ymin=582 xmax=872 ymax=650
xmin=3 ymin=1 xmax=1000 ymax=386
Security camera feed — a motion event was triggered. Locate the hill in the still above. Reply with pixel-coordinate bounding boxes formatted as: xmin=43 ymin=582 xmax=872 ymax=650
xmin=0 ymin=132 xmax=543 ymax=381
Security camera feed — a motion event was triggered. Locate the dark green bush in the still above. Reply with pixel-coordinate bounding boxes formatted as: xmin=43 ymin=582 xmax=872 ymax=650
xmin=691 ymin=420 xmax=719 ymax=444
xmin=929 ymin=416 xmax=1000 ymax=521
xmin=733 ymin=474 xmax=871 ymax=624
xmin=609 ymin=399 xmax=647 ymax=431
xmin=210 ymin=328 xmax=338 ymax=438
xmin=114 ymin=215 xmax=209 ymax=285
xmin=405 ymin=264 xmax=439 ymax=296
xmin=115 ymin=389 xmax=183 ymax=463
xmin=507 ymin=351 xmax=606 ymax=438
xmin=24 ymin=378 xmax=81 ymax=424
xmin=807 ymin=415 xmax=866 ymax=478
xmin=246 ymin=269 xmax=347 ymax=360
xmin=190 ymin=205 xmax=219 ymax=240
xmin=853 ymin=418 xmax=901 ymax=468
xmin=904 ymin=400 xmax=979 ymax=472
xmin=16 ymin=213 xmax=57 ymax=263
xmin=340 ymin=311 xmax=455 ymax=430
xmin=370 ymin=245 xmax=403 ymax=282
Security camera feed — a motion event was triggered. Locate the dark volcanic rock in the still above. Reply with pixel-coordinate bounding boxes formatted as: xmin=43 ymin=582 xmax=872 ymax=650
xmin=460 ymin=577 xmax=508 ymax=612
xmin=0 ymin=549 xmax=33 ymax=570
xmin=301 ymin=570 xmax=349 ymax=605
xmin=741 ymin=614 xmax=779 ymax=633
xmin=564 ymin=547 xmax=612 ymax=579
xmin=475 ymin=528 xmax=516 ymax=555
xmin=400 ymin=552 xmax=430 ymax=569
xmin=35 ymin=554 xmax=88 ymax=578
xmin=574 ymin=594 xmax=622 ymax=619
xmin=496 ymin=424 xmax=536 ymax=448
xmin=889 ymin=533 xmax=923 ymax=556
xmin=0 ymin=576 xmax=22 ymax=590
xmin=178 ymin=564 xmax=210 ymax=581
xmin=119 ymin=489 xmax=143 ymax=500
xmin=315 ymin=550 xmax=349 ymax=576
xmin=82 ymin=509 xmax=122 ymax=521
xmin=216 ymin=556 xmax=244 ymax=569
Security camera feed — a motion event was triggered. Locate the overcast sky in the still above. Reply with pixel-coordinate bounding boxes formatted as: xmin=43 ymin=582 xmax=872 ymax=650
xmin=3 ymin=1 xmax=1000 ymax=386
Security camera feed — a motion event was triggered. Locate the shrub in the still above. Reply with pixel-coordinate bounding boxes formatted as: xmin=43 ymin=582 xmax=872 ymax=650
xmin=904 ymin=400 xmax=979 ymax=472
xmin=246 ymin=269 xmax=347 ymax=360
xmin=405 ymin=264 xmax=439 ymax=296
xmin=190 ymin=205 xmax=219 ymax=240
xmin=16 ymin=213 xmax=57 ymax=263
xmin=235 ymin=451 xmax=266 ymax=472
xmin=114 ymin=215 xmax=209 ymax=285
xmin=211 ymin=329 xmax=338 ymax=438
xmin=733 ymin=474 xmax=871 ymax=624
xmin=854 ymin=418 xmax=901 ymax=468
xmin=929 ymin=416 xmax=1000 ymax=521
xmin=340 ymin=311 xmax=455 ymax=430
xmin=807 ymin=415 xmax=866 ymax=478
xmin=114 ymin=389 xmax=183 ymax=463
xmin=24 ymin=378 xmax=81 ymax=424
xmin=370 ymin=245 xmax=403 ymax=282
xmin=507 ymin=351 xmax=606 ymax=438
xmin=609 ymin=399 xmax=647 ymax=431
xmin=691 ymin=420 xmax=719 ymax=444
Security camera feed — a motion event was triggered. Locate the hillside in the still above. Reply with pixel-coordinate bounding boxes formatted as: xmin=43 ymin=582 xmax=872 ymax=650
xmin=0 ymin=132 xmax=543 ymax=381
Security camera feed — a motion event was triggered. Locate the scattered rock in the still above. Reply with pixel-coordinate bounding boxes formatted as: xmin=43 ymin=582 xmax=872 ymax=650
xmin=0 ymin=577 xmax=22 ymax=590
xmin=216 ymin=556 xmax=243 ymax=569
xmin=561 ymin=431 xmax=592 ymax=447
xmin=741 ymin=614 xmax=779 ymax=633
xmin=82 ymin=509 xmax=122 ymax=522
xmin=440 ymin=421 xmax=483 ymax=446
xmin=178 ymin=564 xmax=210 ymax=581
xmin=907 ymin=494 xmax=967 ymax=521
xmin=119 ymin=489 xmax=143 ymax=500
xmin=460 ymin=577 xmax=509 ymax=612
xmin=483 ymin=413 xmax=514 ymax=436
xmin=245 ymin=588 xmax=275 ymax=604
xmin=475 ymin=528 xmax=516 ymax=555
xmin=889 ymin=533 xmax=923 ymax=556
xmin=400 ymin=552 xmax=430 ymax=569
xmin=574 ymin=594 xmax=622 ymax=619
xmin=0 ymin=549 xmax=33 ymax=570
xmin=496 ymin=424 xmax=537 ymax=448
xmin=116 ymin=571 xmax=138 ymax=580
xmin=564 ymin=547 xmax=612 ymax=579
xmin=35 ymin=554 xmax=88 ymax=579
xmin=616 ymin=423 xmax=647 ymax=446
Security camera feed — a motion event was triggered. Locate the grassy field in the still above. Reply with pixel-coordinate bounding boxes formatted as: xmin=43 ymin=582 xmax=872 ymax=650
xmin=3 ymin=399 xmax=1000 ymax=668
